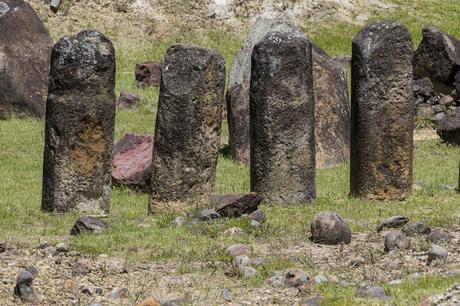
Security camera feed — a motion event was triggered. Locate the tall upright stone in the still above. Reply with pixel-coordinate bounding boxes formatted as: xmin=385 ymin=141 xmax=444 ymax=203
xmin=350 ymin=21 xmax=414 ymax=201
xmin=0 ymin=0 xmax=53 ymax=118
xmin=250 ymin=31 xmax=315 ymax=204
xmin=42 ymin=31 xmax=116 ymax=214
xmin=227 ymin=17 xmax=350 ymax=168
xmin=150 ymin=44 xmax=226 ymax=211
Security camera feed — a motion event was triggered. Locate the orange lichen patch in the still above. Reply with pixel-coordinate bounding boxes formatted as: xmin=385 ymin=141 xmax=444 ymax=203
xmin=71 ymin=116 xmax=107 ymax=177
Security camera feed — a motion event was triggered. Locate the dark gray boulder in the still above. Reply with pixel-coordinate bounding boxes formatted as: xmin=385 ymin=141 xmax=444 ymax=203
xmin=210 ymin=193 xmax=262 ymax=218
xmin=310 ymin=211 xmax=351 ymax=245
xmin=70 ymin=216 xmax=109 ymax=235
xmin=250 ymin=31 xmax=315 ymax=204
xmin=0 ymin=0 xmax=53 ymax=118
xmin=377 ymin=216 xmax=409 ymax=232
xmin=150 ymin=44 xmax=226 ymax=211
xmin=350 ymin=20 xmax=414 ymax=201
xmin=14 ymin=270 xmax=38 ymax=303
xmin=437 ymin=108 xmax=460 ymax=146
xmin=384 ymin=230 xmax=410 ymax=252
xmin=42 ymin=30 xmax=116 ymax=214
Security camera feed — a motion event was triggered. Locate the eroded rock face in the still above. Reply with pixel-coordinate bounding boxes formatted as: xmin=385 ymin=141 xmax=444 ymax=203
xmin=437 ymin=108 xmax=460 ymax=146
xmin=350 ymin=21 xmax=414 ymax=201
xmin=413 ymin=27 xmax=460 ymax=93
xmin=135 ymin=61 xmax=162 ymax=87
xmin=227 ymin=17 xmax=350 ymax=168
xmin=112 ymin=134 xmax=153 ymax=191
xmin=149 ymin=44 xmax=225 ymax=210
xmin=313 ymin=48 xmax=350 ymax=168
xmin=250 ymin=31 xmax=315 ymax=204
xmin=0 ymin=0 xmax=52 ymax=118
xmin=42 ymin=30 xmax=116 ymax=214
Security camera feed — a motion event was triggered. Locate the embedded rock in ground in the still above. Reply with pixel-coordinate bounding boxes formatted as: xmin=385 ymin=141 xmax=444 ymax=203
xmin=310 ymin=211 xmax=351 ymax=245
xmin=428 ymin=244 xmax=448 ymax=263
xmin=198 ymin=209 xmax=220 ymax=221
xmin=350 ymin=21 xmax=414 ymax=201
xmin=227 ymin=17 xmax=300 ymax=164
xmin=210 ymin=193 xmax=262 ymax=218
xmin=313 ymin=47 xmax=350 ymax=168
xmin=356 ymin=285 xmax=392 ymax=302
xmin=284 ymin=269 xmax=312 ymax=292
xmin=413 ymin=27 xmax=460 ymax=93
xmin=150 ymin=44 xmax=225 ymax=210
xmin=426 ymin=228 xmax=454 ymax=243
xmin=384 ymin=230 xmax=410 ymax=252
xmin=227 ymin=244 xmax=249 ymax=257
xmin=437 ymin=108 xmax=460 ymax=146
xmin=42 ymin=30 xmax=116 ymax=214
xmin=135 ymin=61 xmax=162 ymax=87
xmin=70 ymin=216 xmax=109 ymax=235
xmin=14 ymin=270 xmax=38 ymax=303
xmin=248 ymin=209 xmax=266 ymax=223
xmin=0 ymin=0 xmax=53 ymax=118
xmin=402 ymin=221 xmax=431 ymax=236
xmin=117 ymin=91 xmax=140 ymax=110
xmin=112 ymin=134 xmax=153 ymax=191
xmin=250 ymin=31 xmax=316 ymax=204
xmin=376 ymin=216 xmax=409 ymax=232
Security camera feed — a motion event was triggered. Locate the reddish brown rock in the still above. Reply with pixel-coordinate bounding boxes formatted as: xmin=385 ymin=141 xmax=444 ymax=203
xmin=210 ymin=193 xmax=262 ymax=218
xmin=117 ymin=91 xmax=140 ymax=110
xmin=0 ymin=0 xmax=53 ymax=118
xmin=42 ymin=31 xmax=116 ymax=214
xmin=112 ymin=134 xmax=153 ymax=191
xmin=135 ymin=61 xmax=162 ymax=87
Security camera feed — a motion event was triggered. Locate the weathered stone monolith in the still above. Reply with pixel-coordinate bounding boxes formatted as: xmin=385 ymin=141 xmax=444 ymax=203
xmin=42 ymin=30 xmax=116 ymax=214
xmin=0 ymin=0 xmax=53 ymax=118
xmin=350 ymin=21 xmax=414 ymax=201
xmin=250 ymin=31 xmax=315 ymax=204
xmin=227 ymin=17 xmax=350 ymax=168
xmin=149 ymin=44 xmax=226 ymax=211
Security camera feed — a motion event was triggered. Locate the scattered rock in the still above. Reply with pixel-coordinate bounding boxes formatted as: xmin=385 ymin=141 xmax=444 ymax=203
xmin=240 ymin=266 xmax=257 ymax=278
xmin=377 ymin=216 xmax=409 ymax=232
xmin=136 ymin=299 xmax=162 ymax=306
xmin=111 ymin=287 xmax=131 ymax=299
xmin=250 ymin=220 xmax=260 ymax=228
xmin=170 ymin=216 xmax=185 ymax=227
xmin=210 ymin=193 xmax=262 ymax=218
xmin=437 ymin=109 xmax=460 ymax=146
xmin=117 ymin=91 xmax=141 ymax=110
xmin=70 ymin=216 xmax=109 ymax=235
xmin=74 ymin=259 xmax=92 ymax=275
xmin=224 ymin=227 xmax=245 ymax=236
xmin=198 ymin=209 xmax=221 ymax=221
xmin=384 ymin=231 xmax=410 ymax=252
xmin=14 ymin=270 xmax=38 ymax=303
xmin=284 ymin=269 xmax=312 ymax=292
xmin=233 ymin=255 xmax=251 ymax=268
xmin=349 ymin=257 xmax=365 ymax=268
xmin=402 ymin=221 xmax=431 ymax=236
xmin=222 ymin=288 xmax=232 ymax=301
xmin=135 ymin=61 xmax=162 ymax=87
xmin=248 ymin=209 xmax=266 ymax=223
xmin=355 ymin=285 xmax=392 ymax=301
xmin=227 ymin=244 xmax=249 ymax=257
xmin=299 ymin=296 xmax=323 ymax=306
xmin=55 ymin=243 xmax=70 ymax=253
xmin=310 ymin=211 xmax=351 ymax=245
xmin=37 ymin=242 xmax=50 ymax=249
xmin=25 ymin=267 xmax=38 ymax=278
xmin=428 ymin=244 xmax=448 ymax=263
xmin=112 ymin=133 xmax=154 ymax=191
xmin=426 ymin=228 xmax=454 ymax=243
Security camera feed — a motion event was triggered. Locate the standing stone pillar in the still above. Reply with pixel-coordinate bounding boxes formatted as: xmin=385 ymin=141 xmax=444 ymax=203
xmin=350 ymin=21 xmax=414 ymax=201
xmin=250 ymin=31 xmax=316 ymax=204
xmin=42 ymin=31 xmax=116 ymax=214
xmin=150 ymin=44 xmax=226 ymax=212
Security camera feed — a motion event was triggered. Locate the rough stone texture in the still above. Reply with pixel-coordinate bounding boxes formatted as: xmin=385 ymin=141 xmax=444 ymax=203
xmin=210 ymin=193 xmax=262 ymax=218
xmin=284 ymin=269 xmax=312 ymax=292
xmin=413 ymin=27 xmax=460 ymax=93
xmin=150 ymin=44 xmax=225 ymax=209
xmin=313 ymin=47 xmax=350 ymax=168
xmin=437 ymin=108 xmax=460 ymax=146
xmin=135 ymin=61 xmax=162 ymax=87
xmin=250 ymin=31 xmax=315 ymax=204
xmin=376 ymin=216 xmax=409 ymax=232
xmin=70 ymin=216 xmax=109 ymax=235
xmin=112 ymin=134 xmax=153 ymax=191
xmin=310 ymin=211 xmax=351 ymax=245
xmin=117 ymin=91 xmax=140 ymax=110
xmin=227 ymin=17 xmax=350 ymax=168
xmin=0 ymin=0 xmax=53 ymax=118
xmin=384 ymin=230 xmax=410 ymax=252
xmin=227 ymin=17 xmax=299 ymax=164
xmin=14 ymin=270 xmax=38 ymax=303
xmin=350 ymin=21 xmax=414 ymax=201
xmin=402 ymin=221 xmax=431 ymax=236
xmin=42 ymin=30 xmax=116 ymax=214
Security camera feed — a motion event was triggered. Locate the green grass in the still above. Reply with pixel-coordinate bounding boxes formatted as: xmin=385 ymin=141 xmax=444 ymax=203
xmin=1 ymin=0 xmax=460 ymax=304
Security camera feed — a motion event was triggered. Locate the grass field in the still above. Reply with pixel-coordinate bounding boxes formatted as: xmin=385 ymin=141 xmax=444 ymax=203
xmin=1 ymin=0 xmax=460 ymax=304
